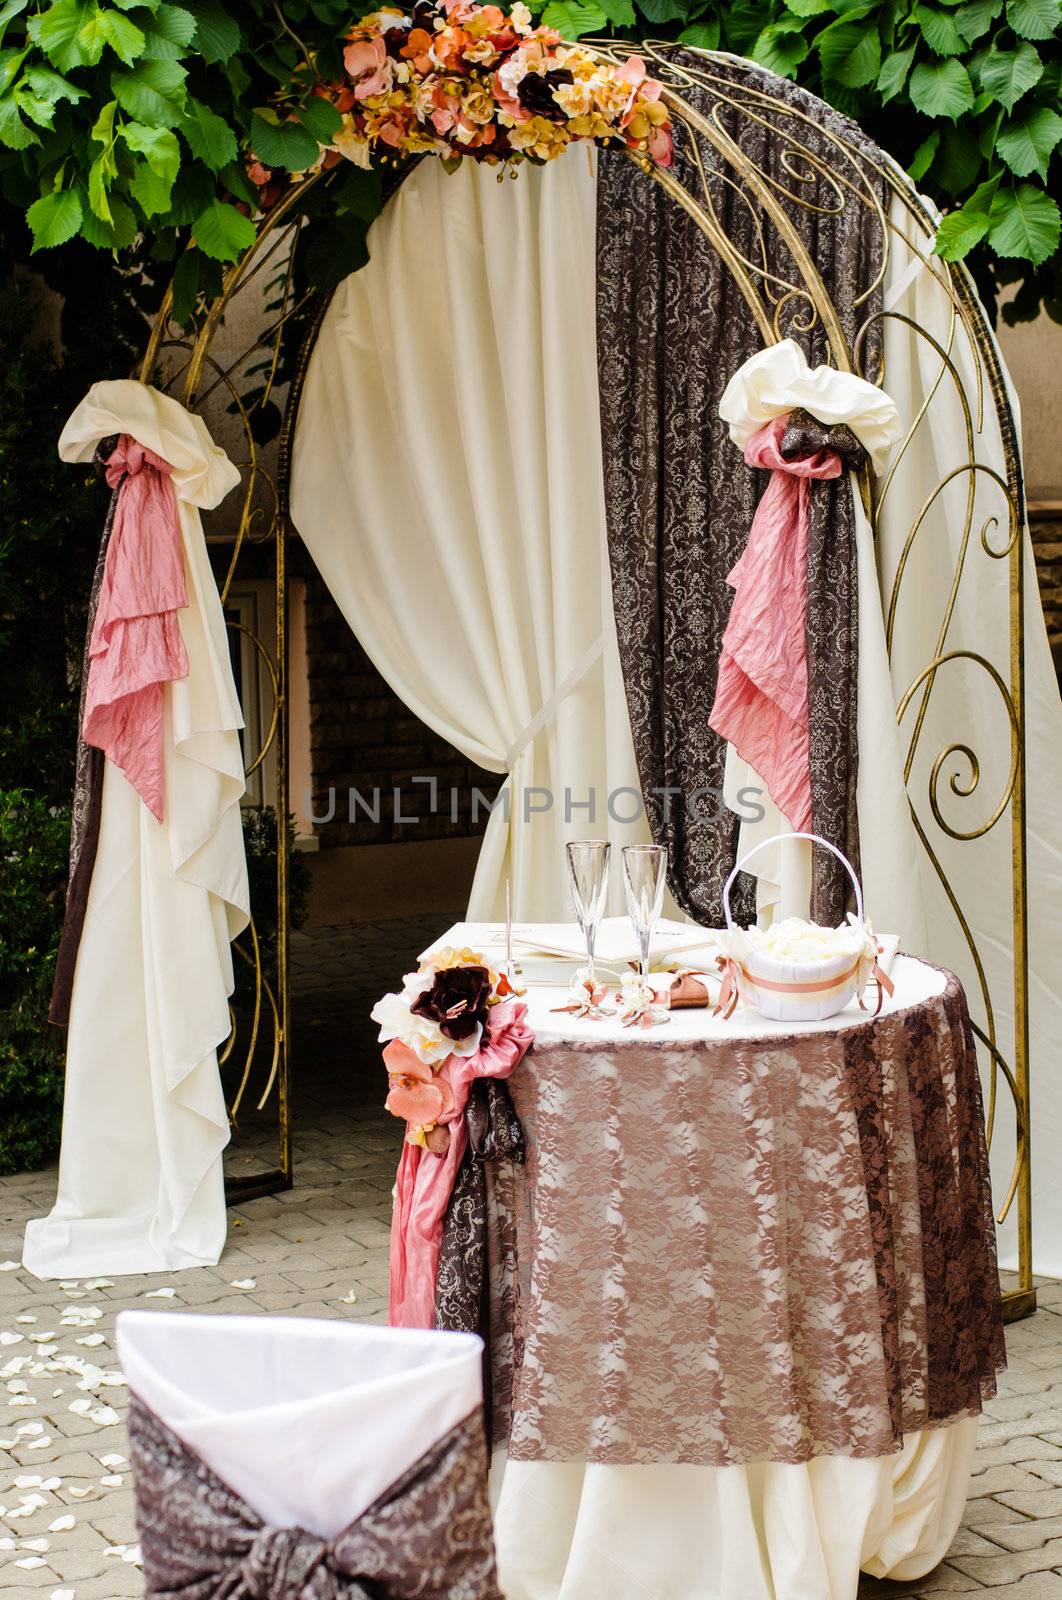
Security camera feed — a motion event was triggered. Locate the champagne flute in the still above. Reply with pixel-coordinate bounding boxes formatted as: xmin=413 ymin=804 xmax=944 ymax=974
xmin=622 ymin=843 xmax=668 ymax=987
xmin=566 ymin=840 xmax=611 ymax=988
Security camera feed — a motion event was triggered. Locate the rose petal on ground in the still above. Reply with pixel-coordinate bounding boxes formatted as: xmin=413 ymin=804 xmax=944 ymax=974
xmin=99 ymin=1474 xmax=123 ymax=1487
xmin=75 ymin=1336 xmax=105 ymax=1348
xmin=49 ymin=1515 xmax=75 ymax=1532
xmin=143 ymin=1288 xmax=176 ymax=1299
xmin=230 ymin=1279 xmax=256 ymax=1290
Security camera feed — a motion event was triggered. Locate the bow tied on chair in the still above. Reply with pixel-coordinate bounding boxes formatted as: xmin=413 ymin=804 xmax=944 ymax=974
xmin=241 ymin=1526 xmax=341 ymax=1600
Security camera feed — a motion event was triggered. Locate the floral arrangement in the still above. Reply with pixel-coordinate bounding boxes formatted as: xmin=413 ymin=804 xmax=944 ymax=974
xmin=372 ymin=946 xmax=517 ymax=1151
xmin=312 ymin=0 xmax=673 ymax=176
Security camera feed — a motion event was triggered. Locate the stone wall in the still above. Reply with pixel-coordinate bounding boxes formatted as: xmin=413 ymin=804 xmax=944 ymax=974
xmin=1030 ymin=505 xmax=1062 ymax=686
xmin=303 ymin=575 xmax=501 ymax=848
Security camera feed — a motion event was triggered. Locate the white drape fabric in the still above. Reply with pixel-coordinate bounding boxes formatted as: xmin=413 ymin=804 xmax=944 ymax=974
xmin=873 ymin=190 xmax=1062 ymax=1275
xmin=23 ymin=382 xmax=247 ymax=1279
xmin=290 ymin=148 xmax=652 ymax=922
xmin=117 ymin=1312 xmax=483 ymax=1540
xmin=492 ymin=1419 xmax=979 ymax=1600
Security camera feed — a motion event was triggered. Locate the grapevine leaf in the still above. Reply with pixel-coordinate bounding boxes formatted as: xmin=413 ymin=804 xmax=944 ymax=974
xmin=1006 ymin=0 xmax=1061 ymax=39
xmin=27 ymin=185 xmax=82 ymax=248
xmin=954 ymin=0 xmax=1003 ymax=40
xmin=878 ymin=46 xmax=915 ymax=101
xmin=140 ymin=4 xmax=197 ymax=58
xmin=818 ymin=19 xmax=881 ymax=86
xmin=0 ymin=94 xmax=38 ymax=146
xmin=978 ymin=43 xmax=1043 ymax=110
xmin=98 ymin=9 xmax=146 ymax=65
xmin=908 ymin=56 xmax=975 ymax=116
xmin=540 ymin=0 xmax=608 ymax=36
xmin=908 ymin=127 xmax=940 ymax=179
xmin=678 ymin=20 xmax=720 ymax=47
xmin=997 ymin=103 xmax=1062 ymax=178
xmin=180 ymin=96 xmax=236 ymax=168
xmin=752 ymin=24 xmax=810 ymax=76
xmin=249 ymin=108 xmax=319 ymax=170
xmin=111 ymin=56 xmax=187 ymax=125
xmin=191 ymin=196 xmax=256 ymax=260
xmin=184 ymin=0 xmax=239 ymax=62
xmin=989 ymin=182 xmax=1061 ymax=261
xmin=298 ymin=94 xmax=343 ymax=144
xmin=915 ymin=4 xmax=966 ymax=53
xmin=120 ymin=118 xmax=180 ymax=179
xmin=596 ymin=0 xmax=636 ymax=24
xmin=934 ymin=206 xmax=991 ymax=258
xmin=129 ymin=154 xmax=174 ymax=213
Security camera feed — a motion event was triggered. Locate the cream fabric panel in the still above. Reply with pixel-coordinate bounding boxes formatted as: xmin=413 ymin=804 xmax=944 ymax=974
xmin=493 ymin=1419 xmax=978 ymax=1600
xmin=877 ymin=194 xmax=1062 ymax=1275
xmin=23 ymin=382 xmax=248 ymax=1279
xmin=290 ymin=149 xmax=651 ymax=921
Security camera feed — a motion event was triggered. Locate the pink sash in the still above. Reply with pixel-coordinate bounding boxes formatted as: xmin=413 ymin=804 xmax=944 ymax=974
xmin=388 ymin=998 xmax=533 ymax=1329
xmin=709 ymin=414 xmax=843 ymax=831
xmin=82 ymin=435 xmax=189 ymax=821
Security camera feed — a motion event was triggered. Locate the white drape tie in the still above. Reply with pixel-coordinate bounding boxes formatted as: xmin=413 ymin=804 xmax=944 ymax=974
xmin=503 ymin=635 xmax=604 ymax=771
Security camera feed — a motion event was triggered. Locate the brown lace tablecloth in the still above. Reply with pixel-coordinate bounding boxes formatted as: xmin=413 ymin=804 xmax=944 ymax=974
xmin=485 ymin=958 xmax=1004 ymax=1468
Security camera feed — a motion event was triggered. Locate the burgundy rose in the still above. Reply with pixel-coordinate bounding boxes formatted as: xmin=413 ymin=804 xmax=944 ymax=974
xmin=517 ymin=67 xmax=573 ymax=122
xmin=411 ymin=965 xmax=492 ymax=1043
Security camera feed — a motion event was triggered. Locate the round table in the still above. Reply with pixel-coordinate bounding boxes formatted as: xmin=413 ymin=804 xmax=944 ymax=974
xmin=481 ymin=956 xmax=1004 ymax=1600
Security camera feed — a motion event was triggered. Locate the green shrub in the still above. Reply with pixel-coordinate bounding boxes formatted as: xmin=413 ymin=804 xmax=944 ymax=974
xmin=0 ymin=791 xmax=70 ymax=1175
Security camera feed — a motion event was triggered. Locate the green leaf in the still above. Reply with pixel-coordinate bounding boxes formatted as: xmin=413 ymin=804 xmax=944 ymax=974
xmin=28 ymin=0 xmax=94 ymax=70
xmin=166 ymin=157 xmax=213 ymax=222
xmin=23 ymin=64 xmax=85 ymax=103
xmin=14 ymin=86 xmax=58 ymax=127
xmin=180 ymin=96 xmax=236 ymax=168
xmin=978 ymin=43 xmax=1043 ymax=110
xmin=298 ymin=95 xmax=343 ymax=145
xmin=954 ymin=0 xmax=1002 ymax=41
xmin=0 ymin=94 xmax=38 ymax=147
xmin=877 ymin=45 xmax=915 ymax=101
xmin=540 ymin=0 xmax=608 ymax=35
xmin=77 ymin=187 xmax=137 ymax=246
xmin=129 ymin=154 xmax=173 ymax=214
xmin=218 ymin=157 xmax=255 ymax=205
xmin=98 ymin=8 xmax=145 ymax=64
xmin=120 ymin=118 xmax=179 ymax=179
xmin=634 ymin=0 xmax=685 ymax=18
xmin=111 ymin=56 xmax=186 ymax=125
xmin=87 ymin=149 xmax=113 ymax=219
xmin=818 ymin=19 xmax=881 ymax=86
xmin=915 ymin=3 xmax=966 ymax=52
xmin=89 ymin=95 xmax=116 ymax=143
xmin=997 ymin=104 xmax=1062 ymax=177
xmin=249 ymin=108 xmax=319 ymax=170
xmin=934 ymin=205 xmax=991 ymax=258
xmin=785 ymin=0 xmax=836 ymax=14
xmin=140 ymin=3 xmax=196 ymax=57
xmin=935 ymin=122 xmax=983 ymax=189
xmin=331 ymin=161 xmax=381 ymax=222
xmin=302 ymin=214 xmax=369 ymax=290
xmin=908 ymin=127 xmax=940 ymax=179
xmin=185 ymin=0 xmax=239 ymax=62
xmin=909 ymin=56 xmax=975 ymax=117
xmin=752 ymin=23 xmax=809 ymax=76
xmin=170 ymin=245 xmax=200 ymax=324
xmin=0 ymin=0 xmax=29 ymax=47
xmin=1006 ymin=0 xmax=1061 ymax=37
xmin=988 ymin=181 xmax=1061 ymax=261
xmin=191 ymin=196 xmax=256 ymax=260
xmin=26 ymin=185 xmax=82 ymax=249
xmin=678 ymin=19 xmax=720 ymax=47
xmin=596 ymin=0 xmax=636 ymax=24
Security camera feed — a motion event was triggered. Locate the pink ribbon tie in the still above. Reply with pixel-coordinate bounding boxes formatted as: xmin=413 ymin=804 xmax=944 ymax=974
xmin=82 ymin=435 xmax=189 ymax=821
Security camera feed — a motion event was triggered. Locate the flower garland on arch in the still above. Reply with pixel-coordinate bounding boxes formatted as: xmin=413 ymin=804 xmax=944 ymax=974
xmin=314 ymin=1 xmax=673 ymax=175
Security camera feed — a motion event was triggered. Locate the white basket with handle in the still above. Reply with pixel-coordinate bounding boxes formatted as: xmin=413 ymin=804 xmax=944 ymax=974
xmin=719 ymin=832 xmax=884 ymax=1023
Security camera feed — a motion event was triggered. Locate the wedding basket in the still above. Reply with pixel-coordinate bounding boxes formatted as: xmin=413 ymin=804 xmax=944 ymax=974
xmin=720 ymin=832 xmax=885 ymax=1023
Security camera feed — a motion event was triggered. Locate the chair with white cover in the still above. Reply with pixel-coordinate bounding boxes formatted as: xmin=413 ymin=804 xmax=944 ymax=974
xmin=117 ymin=1311 xmax=499 ymax=1599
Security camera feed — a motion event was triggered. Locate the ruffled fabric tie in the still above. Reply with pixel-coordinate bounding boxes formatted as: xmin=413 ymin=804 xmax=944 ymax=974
xmin=708 ymin=411 xmax=861 ymax=832
xmin=389 ymin=998 xmax=533 ymax=1329
xmin=82 ymin=433 xmax=189 ymax=821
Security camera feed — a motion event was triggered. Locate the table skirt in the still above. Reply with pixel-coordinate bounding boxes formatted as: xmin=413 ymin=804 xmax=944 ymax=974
xmin=491 ymin=1415 xmax=979 ymax=1600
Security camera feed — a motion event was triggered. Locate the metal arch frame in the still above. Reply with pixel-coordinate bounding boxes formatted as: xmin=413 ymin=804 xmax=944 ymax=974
xmin=138 ymin=43 xmax=1034 ymax=1315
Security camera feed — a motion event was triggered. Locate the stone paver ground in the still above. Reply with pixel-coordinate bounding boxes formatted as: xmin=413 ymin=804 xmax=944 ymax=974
xmin=0 ymin=915 xmax=1059 ymax=1598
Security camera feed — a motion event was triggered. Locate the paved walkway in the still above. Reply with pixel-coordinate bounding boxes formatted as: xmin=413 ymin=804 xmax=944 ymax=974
xmin=0 ymin=918 xmax=1060 ymax=1598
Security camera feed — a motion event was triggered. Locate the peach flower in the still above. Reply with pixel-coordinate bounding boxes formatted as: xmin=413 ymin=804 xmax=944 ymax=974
xmin=383 ymin=1039 xmax=455 ymax=1125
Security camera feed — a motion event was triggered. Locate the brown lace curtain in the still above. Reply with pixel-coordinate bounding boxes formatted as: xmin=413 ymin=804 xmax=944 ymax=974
xmin=595 ymin=56 xmax=889 ymax=925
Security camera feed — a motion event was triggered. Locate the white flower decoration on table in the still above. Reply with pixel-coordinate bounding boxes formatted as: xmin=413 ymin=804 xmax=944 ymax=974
xmin=618 ymin=970 xmax=670 ymax=1029
xmin=370 ymin=980 xmax=478 ymax=1065
xmin=551 ymin=968 xmax=616 ymax=1020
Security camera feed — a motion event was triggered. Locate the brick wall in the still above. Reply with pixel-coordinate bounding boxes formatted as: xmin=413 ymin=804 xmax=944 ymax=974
xmin=304 ymin=575 xmax=501 ymax=848
xmin=1030 ymin=505 xmax=1062 ymax=686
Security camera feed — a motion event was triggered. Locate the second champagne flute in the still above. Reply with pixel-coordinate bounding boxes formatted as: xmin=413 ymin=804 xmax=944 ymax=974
xmin=622 ymin=843 xmax=667 ymax=987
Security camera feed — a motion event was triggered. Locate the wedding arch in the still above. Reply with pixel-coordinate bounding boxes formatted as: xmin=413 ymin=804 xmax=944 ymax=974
xmin=133 ymin=41 xmax=1045 ymax=1317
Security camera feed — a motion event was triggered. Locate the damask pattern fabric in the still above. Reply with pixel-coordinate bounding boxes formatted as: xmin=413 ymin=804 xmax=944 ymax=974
xmin=50 ymin=438 xmax=120 ymax=1026
xmin=486 ymin=969 xmax=1003 ymax=1466
xmin=128 ymin=1397 xmax=501 ymax=1600
xmin=595 ymin=55 xmax=890 ymax=924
